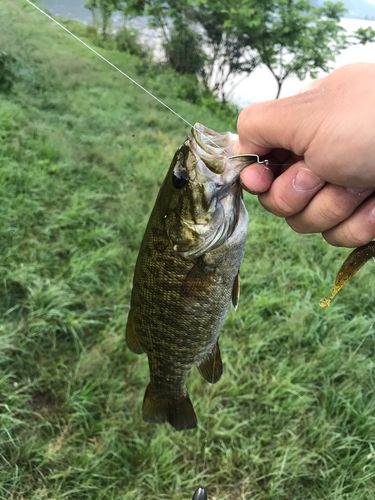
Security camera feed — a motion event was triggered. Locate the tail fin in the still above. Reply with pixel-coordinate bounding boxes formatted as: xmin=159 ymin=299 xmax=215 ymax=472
xmin=142 ymin=384 xmax=197 ymax=431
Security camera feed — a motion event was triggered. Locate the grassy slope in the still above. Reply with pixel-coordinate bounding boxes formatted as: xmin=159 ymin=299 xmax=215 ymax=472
xmin=1 ymin=1 xmax=375 ymax=499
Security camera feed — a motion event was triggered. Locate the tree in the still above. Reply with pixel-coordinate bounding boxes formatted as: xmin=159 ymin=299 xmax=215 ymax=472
xmin=192 ymin=0 xmax=261 ymax=101
xmin=197 ymin=0 xmax=375 ymax=99
xmin=84 ymin=0 xmax=125 ymax=39
xmin=353 ymin=26 xmax=375 ymax=45
xmin=219 ymin=0 xmax=348 ymax=99
xmin=130 ymin=0 xmax=262 ymax=100
xmin=128 ymin=0 xmax=375 ymax=101
xmin=129 ymin=0 xmax=209 ymax=78
xmin=162 ymin=19 xmax=206 ymax=75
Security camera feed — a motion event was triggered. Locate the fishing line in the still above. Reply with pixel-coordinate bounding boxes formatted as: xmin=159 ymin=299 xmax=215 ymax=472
xmin=25 ymin=0 xmax=229 ymax=156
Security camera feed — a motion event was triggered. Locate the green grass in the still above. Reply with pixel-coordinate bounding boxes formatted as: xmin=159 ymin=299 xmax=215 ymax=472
xmin=1 ymin=1 xmax=375 ymax=499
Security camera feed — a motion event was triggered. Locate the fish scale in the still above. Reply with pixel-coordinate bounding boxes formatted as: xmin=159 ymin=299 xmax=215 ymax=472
xmin=126 ymin=124 xmax=257 ymax=430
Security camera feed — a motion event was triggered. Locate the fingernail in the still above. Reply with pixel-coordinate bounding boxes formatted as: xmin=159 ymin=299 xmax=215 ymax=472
xmin=293 ymin=168 xmax=322 ymax=192
xmin=347 ymin=187 xmax=368 ymax=195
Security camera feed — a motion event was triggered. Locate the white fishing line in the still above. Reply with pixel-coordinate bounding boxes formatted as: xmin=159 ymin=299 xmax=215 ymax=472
xmin=25 ymin=0 xmax=230 ymax=156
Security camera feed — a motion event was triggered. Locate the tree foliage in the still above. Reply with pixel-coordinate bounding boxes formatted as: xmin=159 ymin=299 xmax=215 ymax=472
xmin=353 ymin=25 xmax=375 ymax=45
xmin=162 ymin=20 xmax=206 ymax=75
xmin=115 ymin=25 xmax=150 ymax=59
xmin=84 ymin=0 xmax=125 ymax=39
xmin=191 ymin=0 xmax=261 ymax=101
xmin=227 ymin=0 xmax=349 ymax=98
xmin=101 ymin=0 xmax=375 ymax=100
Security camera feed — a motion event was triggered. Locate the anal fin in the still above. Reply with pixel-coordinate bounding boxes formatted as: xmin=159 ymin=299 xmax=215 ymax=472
xmin=142 ymin=384 xmax=197 ymax=431
xmin=125 ymin=308 xmax=144 ymax=354
xmin=196 ymin=341 xmax=223 ymax=384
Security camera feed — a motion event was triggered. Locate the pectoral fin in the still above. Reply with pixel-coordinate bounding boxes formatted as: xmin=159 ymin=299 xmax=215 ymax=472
xmin=180 ymin=260 xmax=215 ymax=299
xmin=232 ymin=271 xmax=240 ymax=310
xmin=125 ymin=309 xmax=144 ymax=354
xmin=196 ymin=341 xmax=223 ymax=384
xmin=320 ymin=241 xmax=375 ymax=307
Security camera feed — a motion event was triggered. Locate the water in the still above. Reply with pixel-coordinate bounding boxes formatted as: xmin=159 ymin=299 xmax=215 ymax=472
xmin=39 ymin=0 xmax=159 ymax=40
xmin=38 ymin=1 xmax=375 ymax=107
xmin=40 ymin=0 xmax=93 ymax=24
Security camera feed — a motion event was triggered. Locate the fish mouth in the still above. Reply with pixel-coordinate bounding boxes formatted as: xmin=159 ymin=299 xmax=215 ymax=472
xmin=191 ymin=123 xmax=238 ymax=154
xmin=190 ymin=123 xmax=236 ymax=174
xmin=190 ymin=123 xmax=262 ymax=175
xmin=176 ymin=124 xmax=263 ymax=259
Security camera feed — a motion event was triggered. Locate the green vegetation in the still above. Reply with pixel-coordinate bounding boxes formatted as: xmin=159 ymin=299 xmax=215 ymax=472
xmin=1 ymin=1 xmax=375 ymax=499
xmin=78 ymin=0 xmax=375 ymax=101
xmin=131 ymin=0 xmax=375 ymax=100
xmin=84 ymin=0 xmax=125 ymax=39
xmin=0 ymin=51 xmax=15 ymax=94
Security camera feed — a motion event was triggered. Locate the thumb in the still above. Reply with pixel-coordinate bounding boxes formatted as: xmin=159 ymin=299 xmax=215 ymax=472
xmin=235 ymin=91 xmax=322 ymax=157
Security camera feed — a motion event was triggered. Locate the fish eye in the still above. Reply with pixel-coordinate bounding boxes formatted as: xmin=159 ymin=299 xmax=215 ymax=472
xmin=172 ymin=170 xmax=189 ymax=189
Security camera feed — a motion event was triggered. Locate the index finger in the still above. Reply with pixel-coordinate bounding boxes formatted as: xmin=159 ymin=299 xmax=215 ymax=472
xmin=235 ymin=92 xmax=321 ymax=157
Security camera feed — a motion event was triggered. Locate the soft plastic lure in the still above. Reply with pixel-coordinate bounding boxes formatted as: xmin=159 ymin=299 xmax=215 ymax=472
xmin=320 ymin=241 xmax=375 ymax=307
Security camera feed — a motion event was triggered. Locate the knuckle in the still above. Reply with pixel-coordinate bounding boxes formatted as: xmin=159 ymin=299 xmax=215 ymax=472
xmin=322 ymin=230 xmax=349 ymax=248
xmin=319 ymin=196 xmax=345 ymax=223
xmin=271 ymin=194 xmax=297 ymax=216
xmin=236 ymin=109 xmax=246 ymax=135
xmin=286 ymin=219 xmax=301 ymax=233
xmin=237 ymin=105 xmax=253 ymax=134
xmin=286 ymin=217 xmax=308 ymax=234
xmin=322 ymin=232 xmax=342 ymax=247
xmin=323 ymin=219 xmax=375 ymax=248
xmin=237 ymin=102 xmax=264 ymax=135
xmin=346 ymin=224 xmax=373 ymax=247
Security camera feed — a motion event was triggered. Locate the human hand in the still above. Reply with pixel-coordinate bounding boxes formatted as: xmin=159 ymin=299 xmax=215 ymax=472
xmin=236 ymin=63 xmax=375 ymax=247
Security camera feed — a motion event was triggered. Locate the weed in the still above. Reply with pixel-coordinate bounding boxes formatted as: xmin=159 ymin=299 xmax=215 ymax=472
xmin=0 ymin=52 xmax=16 ymax=93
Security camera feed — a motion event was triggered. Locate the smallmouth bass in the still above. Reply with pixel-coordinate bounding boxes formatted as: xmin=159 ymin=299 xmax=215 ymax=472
xmin=126 ymin=123 xmax=258 ymax=431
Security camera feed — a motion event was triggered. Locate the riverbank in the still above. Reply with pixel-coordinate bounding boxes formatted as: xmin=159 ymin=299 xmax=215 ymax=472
xmin=38 ymin=0 xmax=375 ymax=106
xmin=2 ymin=2 xmax=375 ymax=499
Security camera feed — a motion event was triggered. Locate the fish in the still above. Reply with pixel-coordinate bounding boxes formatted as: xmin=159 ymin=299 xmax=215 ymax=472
xmin=126 ymin=123 xmax=259 ymax=431
xmin=320 ymin=241 xmax=375 ymax=307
